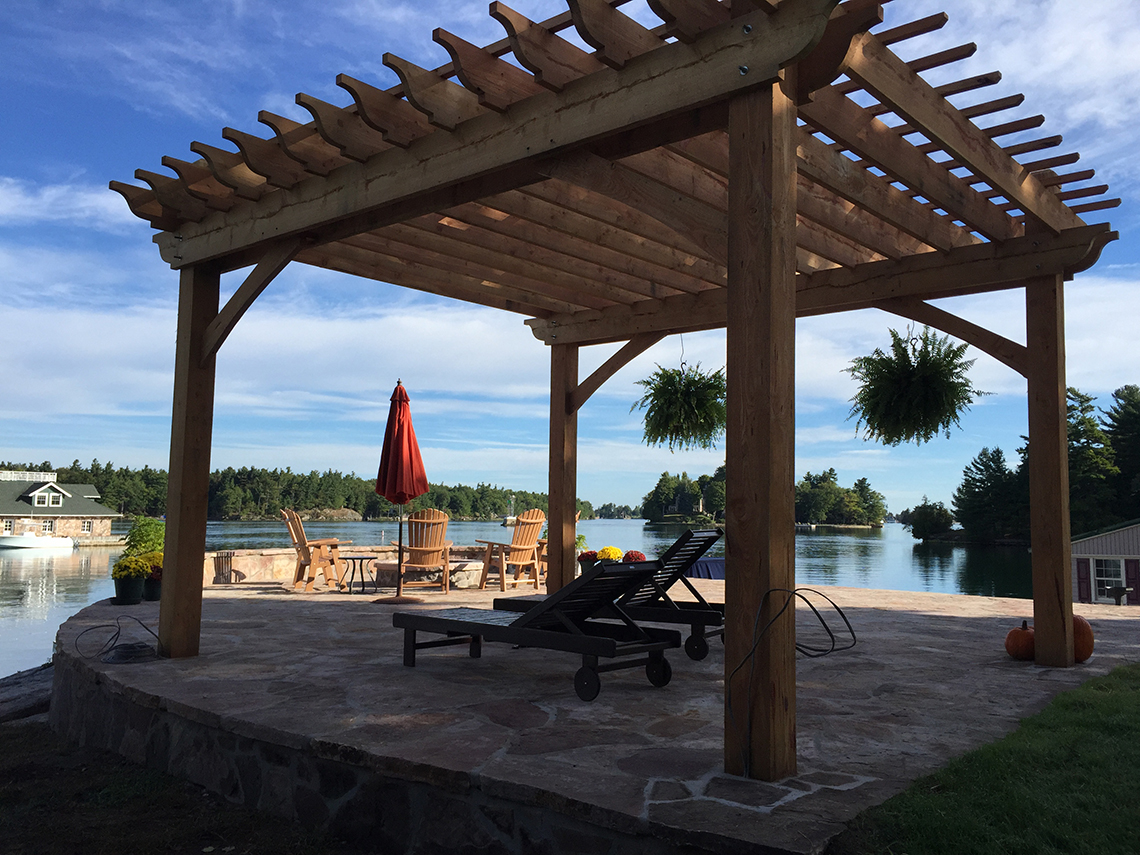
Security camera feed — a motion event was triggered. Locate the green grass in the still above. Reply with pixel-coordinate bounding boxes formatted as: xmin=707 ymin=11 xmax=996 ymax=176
xmin=826 ymin=663 xmax=1140 ymax=855
xmin=0 ymin=721 xmax=370 ymax=855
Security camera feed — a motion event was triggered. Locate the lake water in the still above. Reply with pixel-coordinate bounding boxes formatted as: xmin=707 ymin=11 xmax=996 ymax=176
xmin=0 ymin=520 xmax=1030 ymax=678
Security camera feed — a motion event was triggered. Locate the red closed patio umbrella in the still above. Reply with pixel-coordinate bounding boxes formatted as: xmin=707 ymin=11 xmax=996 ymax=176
xmin=374 ymin=379 xmax=429 ymax=603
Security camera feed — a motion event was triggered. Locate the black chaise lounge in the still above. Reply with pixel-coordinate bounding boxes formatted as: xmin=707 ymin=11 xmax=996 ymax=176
xmin=392 ymin=560 xmax=681 ymax=701
xmin=494 ymin=528 xmax=725 ymax=661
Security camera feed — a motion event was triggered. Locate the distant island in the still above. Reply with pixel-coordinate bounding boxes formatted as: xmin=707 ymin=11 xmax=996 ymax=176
xmin=0 ymin=460 xmax=599 ymax=524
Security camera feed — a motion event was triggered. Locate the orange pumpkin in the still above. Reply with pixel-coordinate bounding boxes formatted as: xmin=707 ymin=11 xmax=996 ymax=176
xmin=1005 ymin=620 xmax=1035 ymax=660
xmin=1073 ymin=614 xmax=1094 ymax=663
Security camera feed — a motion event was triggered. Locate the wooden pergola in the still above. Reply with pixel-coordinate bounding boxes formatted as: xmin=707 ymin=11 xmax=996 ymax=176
xmin=113 ymin=0 xmax=1117 ymax=781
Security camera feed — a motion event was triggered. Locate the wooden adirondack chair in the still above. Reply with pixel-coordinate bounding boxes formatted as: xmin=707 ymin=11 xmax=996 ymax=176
xmin=477 ymin=508 xmax=545 ymax=591
xmin=281 ymin=508 xmax=350 ymax=592
xmin=395 ymin=508 xmax=452 ymax=593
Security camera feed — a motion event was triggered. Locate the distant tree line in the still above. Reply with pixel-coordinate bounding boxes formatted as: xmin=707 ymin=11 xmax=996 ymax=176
xmin=0 ymin=460 xmax=593 ymax=522
xmin=897 ymin=385 xmax=1140 ymax=542
xmin=639 ymin=466 xmax=887 ymax=526
xmin=594 ymin=502 xmax=639 ymax=519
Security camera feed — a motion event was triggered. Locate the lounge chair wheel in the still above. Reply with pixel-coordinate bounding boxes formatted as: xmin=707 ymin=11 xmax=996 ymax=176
xmin=684 ymin=634 xmax=709 ymax=661
xmin=574 ymin=666 xmax=601 ymax=701
xmin=645 ymin=657 xmax=672 ymax=688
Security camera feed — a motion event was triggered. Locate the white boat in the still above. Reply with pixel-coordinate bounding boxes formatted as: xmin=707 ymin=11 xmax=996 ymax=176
xmin=0 ymin=531 xmax=76 ymax=550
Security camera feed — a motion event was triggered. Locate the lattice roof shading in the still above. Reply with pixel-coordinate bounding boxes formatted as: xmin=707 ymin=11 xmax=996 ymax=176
xmin=114 ymin=0 xmax=1117 ymax=782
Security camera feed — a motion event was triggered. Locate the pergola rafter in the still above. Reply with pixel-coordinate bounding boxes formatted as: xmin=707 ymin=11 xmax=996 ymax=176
xmin=113 ymin=0 xmax=1118 ymax=783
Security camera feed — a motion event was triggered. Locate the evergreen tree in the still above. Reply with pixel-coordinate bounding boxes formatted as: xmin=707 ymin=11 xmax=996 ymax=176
xmin=1066 ymin=387 xmax=1119 ymax=535
xmin=953 ymin=447 xmax=1022 ymax=541
xmin=853 ymin=477 xmax=886 ymax=525
xmin=1102 ymin=384 xmax=1140 ymax=520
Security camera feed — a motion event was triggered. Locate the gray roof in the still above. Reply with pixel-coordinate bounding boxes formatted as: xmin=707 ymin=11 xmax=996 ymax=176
xmin=0 ymin=481 xmax=120 ymax=518
xmin=1072 ymin=518 xmax=1140 ymax=543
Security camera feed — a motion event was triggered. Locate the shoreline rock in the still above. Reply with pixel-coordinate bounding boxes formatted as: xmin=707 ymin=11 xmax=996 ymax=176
xmin=0 ymin=663 xmax=53 ymax=723
xmin=298 ymin=507 xmax=363 ymax=522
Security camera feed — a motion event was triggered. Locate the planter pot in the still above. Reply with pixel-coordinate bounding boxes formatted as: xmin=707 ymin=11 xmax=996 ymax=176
xmin=577 ymin=558 xmax=597 ymax=576
xmin=143 ymin=578 xmax=162 ymax=601
xmin=113 ymin=577 xmax=145 ymax=605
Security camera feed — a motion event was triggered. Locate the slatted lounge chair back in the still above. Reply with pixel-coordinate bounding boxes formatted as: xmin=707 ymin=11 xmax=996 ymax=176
xmin=617 ymin=528 xmax=723 ymax=609
xmin=514 ymin=560 xmax=659 ymax=633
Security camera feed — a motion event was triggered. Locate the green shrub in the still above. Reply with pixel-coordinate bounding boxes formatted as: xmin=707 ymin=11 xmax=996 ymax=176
xmin=902 ymin=498 xmax=955 ymax=541
xmin=123 ymin=517 xmax=165 ymax=556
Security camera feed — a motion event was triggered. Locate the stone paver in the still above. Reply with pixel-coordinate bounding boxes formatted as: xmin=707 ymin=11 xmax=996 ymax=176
xmin=50 ymin=582 xmax=1140 ymax=854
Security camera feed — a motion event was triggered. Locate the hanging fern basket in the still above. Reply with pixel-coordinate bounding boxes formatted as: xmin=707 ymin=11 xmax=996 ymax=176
xmin=632 ymin=364 xmax=727 ymax=452
xmin=846 ymin=326 xmax=986 ymax=446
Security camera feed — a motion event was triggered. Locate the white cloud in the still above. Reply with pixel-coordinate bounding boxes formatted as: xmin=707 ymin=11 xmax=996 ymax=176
xmin=0 ymin=178 xmax=140 ymax=232
xmin=0 ymin=304 xmax=175 ymax=419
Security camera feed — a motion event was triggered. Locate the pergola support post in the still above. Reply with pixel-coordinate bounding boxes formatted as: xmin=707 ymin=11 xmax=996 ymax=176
xmin=158 ymin=264 xmax=219 ymax=658
xmin=547 ymin=343 xmax=579 ymax=592
xmin=1026 ymin=274 xmax=1074 ymax=666
xmin=724 ymin=70 xmax=798 ymax=780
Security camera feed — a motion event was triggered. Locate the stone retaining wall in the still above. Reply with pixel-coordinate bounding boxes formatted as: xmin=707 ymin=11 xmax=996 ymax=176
xmin=202 ymin=546 xmax=488 ymax=589
xmin=49 ymin=654 xmax=700 ymax=855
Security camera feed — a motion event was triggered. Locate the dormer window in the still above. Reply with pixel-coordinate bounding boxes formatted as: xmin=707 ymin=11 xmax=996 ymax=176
xmin=50 ymin=493 xmax=63 ymax=507
xmin=34 ymin=494 xmax=48 ymax=507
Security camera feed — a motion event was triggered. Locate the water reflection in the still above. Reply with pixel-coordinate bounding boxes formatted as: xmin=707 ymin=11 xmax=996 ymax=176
xmin=0 ymin=547 xmax=120 ymax=678
xmin=957 ymin=545 xmax=1032 ymax=599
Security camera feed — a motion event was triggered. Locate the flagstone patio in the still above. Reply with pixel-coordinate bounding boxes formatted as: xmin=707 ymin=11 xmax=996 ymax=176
xmin=50 ymin=582 xmax=1140 ymax=854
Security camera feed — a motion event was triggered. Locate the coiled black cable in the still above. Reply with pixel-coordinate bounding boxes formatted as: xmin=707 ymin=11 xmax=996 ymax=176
xmin=725 ymin=587 xmax=856 ymax=778
xmin=73 ymin=615 xmax=160 ymax=664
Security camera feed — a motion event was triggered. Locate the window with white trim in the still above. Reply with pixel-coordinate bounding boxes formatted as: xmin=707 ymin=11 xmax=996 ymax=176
xmin=1094 ymin=558 xmax=1125 ymax=603
xmin=49 ymin=493 xmax=62 ymax=507
xmin=34 ymin=494 xmax=48 ymax=507
xmin=41 ymin=520 xmax=54 ymax=533
xmin=82 ymin=520 xmax=93 ymax=533
xmin=2 ymin=520 xmax=11 ymax=532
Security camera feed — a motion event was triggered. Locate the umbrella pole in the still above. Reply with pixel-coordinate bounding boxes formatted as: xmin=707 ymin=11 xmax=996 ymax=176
xmin=373 ymin=504 xmax=422 ymax=604
xmin=396 ymin=510 xmax=404 ymax=598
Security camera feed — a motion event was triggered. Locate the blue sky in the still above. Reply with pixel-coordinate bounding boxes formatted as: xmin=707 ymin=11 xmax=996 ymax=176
xmin=2 ymin=0 xmax=1137 ymax=513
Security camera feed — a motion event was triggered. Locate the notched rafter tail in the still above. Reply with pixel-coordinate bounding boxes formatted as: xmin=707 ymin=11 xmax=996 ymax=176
xmin=433 ymin=27 xmax=545 ymax=112
xmin=384 ymin=53 xmax=487 ymax=131
xmin=337 ymin=74 xmax=435 ymax=149
xmin=162 ymin=156 xmax=239 ymax=212
xmin=295 ymin=93 xmax=391 ymax=163
xmin=189 ymin=141 xmax=269 ymax=202
xmin=568 ymin=0 xmax=665 ymax=70
xmin=490 ymin=1 xmax=604 ymax=93
xmin=221 ymin=126 xmax=310 ymax=188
